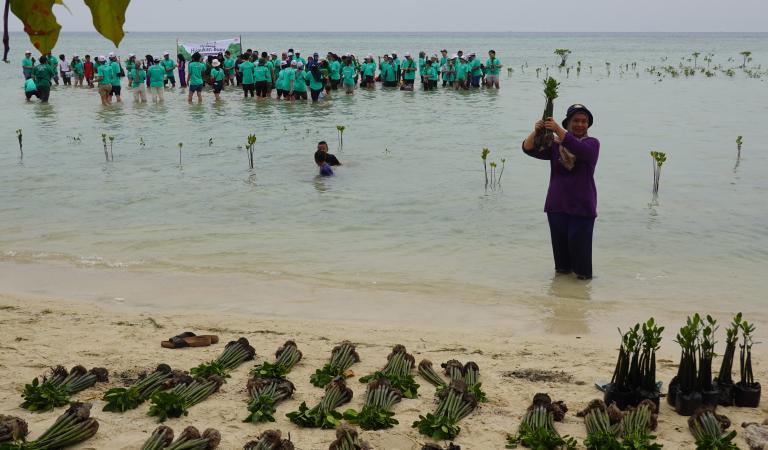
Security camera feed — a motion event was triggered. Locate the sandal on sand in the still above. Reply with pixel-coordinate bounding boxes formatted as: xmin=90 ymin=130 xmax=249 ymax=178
xmin=161 ymin=332 xmax=220 ymax=349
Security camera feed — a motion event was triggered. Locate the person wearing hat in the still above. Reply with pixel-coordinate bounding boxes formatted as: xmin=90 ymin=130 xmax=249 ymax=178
xmin=161 ymin=52 xmax=177 ymax=87
xmin=72 ymin=55 xmax=84 ymax=87
xmin=361 ymin=56 xmax=376 ymax=88
xmin=209 ymin=59 xmax=224 ymax=101
xmin=468 ymin=53 xmax=482 ymax=88
xmin=522 ymin=104 xmax=599 ymax=280
xmin=485 ymin=50 xmax=502 ymax=89
xmin=94 ymin=56 xmax=114 ymax=106
xmin=379 ymin=54 xmax=397 ymax=88
xmin=292 ymin=61 xmax=308 ymax=100
xmin=454 ymin=55 xmax=469 ymax=90
xmin=22 ymin=51 xmax=35 ymax=80
xmin=341 ymin=56 xmax=356 ymax=94
xmin=108 ymin=53 xmax=124 ymax=102
xmin=400 ymin=53 xmax=416 ymax=88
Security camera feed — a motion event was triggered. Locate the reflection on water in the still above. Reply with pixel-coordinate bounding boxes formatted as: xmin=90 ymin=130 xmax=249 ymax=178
xmin=543 ymin=274 xmax=591 ymax=335
xmin=32 ymin=103 xmax=57 ymax=127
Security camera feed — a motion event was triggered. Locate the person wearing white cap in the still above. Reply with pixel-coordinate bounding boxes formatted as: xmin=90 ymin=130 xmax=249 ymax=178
xmin=72 ymin=54 xmax=84 ymax=87
xmin=292 ymin=61 xmax=308 ymax=100
xmin=22 ymin=51 xmax=35 ymax=80
xmin=108 ymin=53 xmax=123 ymax=102
xmin=161 ymin=52 xmax=177 ymax=87
xmin=341 ymin=56 xmax=356 ymax=94
xmin=378 ymin=54 xmax=396 ymax=88
xmin=401 ymin=53 xmax=416 ymax=88
xmin=95 ymin=55 xmax=114 ymax=106
xmin=455 ymin=55 xmax=469 ymax=90
xmin=210 ymin=59 xmax=225 ymax=102
xmin=361 ymin=55 xmax=376 ymax=88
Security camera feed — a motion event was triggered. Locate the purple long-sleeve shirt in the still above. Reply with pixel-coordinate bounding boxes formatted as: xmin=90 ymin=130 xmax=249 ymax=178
xmin=523 ymin=132 xmax=600 ymax=218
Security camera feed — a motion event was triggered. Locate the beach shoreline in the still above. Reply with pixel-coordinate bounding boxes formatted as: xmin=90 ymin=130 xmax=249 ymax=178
xmin=1 ymin=263 xmax=766 ymax=449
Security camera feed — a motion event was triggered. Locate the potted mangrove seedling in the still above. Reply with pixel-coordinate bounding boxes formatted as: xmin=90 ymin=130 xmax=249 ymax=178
xmin=698 ymin=315 xmax=720 ymax=407
xmin=605 ymin=318 xmax=663 ymax=409
xmin=672 ymin=314 xmax=703 ymax=416
xmin=532 ymin=77 xmax=560 ymax=152
xmin=734 ymin=319 xmax=761 ymax=407
xmin=714 ymin=313 xmax=742 ymax=406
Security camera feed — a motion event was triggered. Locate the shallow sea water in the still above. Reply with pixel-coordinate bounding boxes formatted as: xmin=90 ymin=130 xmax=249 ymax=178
xmin=1 ymin=32 xmax=766 ymax=310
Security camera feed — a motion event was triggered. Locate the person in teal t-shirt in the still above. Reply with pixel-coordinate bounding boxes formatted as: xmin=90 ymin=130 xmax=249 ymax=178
xmin=147 ymin=59 xmax=165 ymax=102
xmin=239 ymin=56 xmax=256 ymax=98
xmin=47 ymin=53 xmax=59 ymax=85
xmin=131 ymin=62 xmax=147 ymax=103
xmin=362 ymin=56 xmax=376 ymax=88
xmin=109 ymin=55 xmax=123 ymax=102
xmin=292 ymin=62 xmax=308 ymax=100
xmin=186 ymin=52 xmax=207 ymax=103
xmin=401 ymin=53 xmax=417 ymax=87
xmin=22 ymin=51 xmax=35 ymax=79
xmin=210 ymin=59 xmax=225 ymax=101
xmin=95 ymin=56 xmax=114 ymax=105
xmin=24 ymin=77 xmax=37 ymax=101
xmin=253 ymin=58 xmax=270 ymax=98
xmin=223 ymin=51 xmax=236 ymax=86
xmin=72 ymin=55 xmax=84 ymax=87
xmin=469 ymin=53 xmax=483 ymax=87
xmin=485 ymin=50 xmax=502 ymax=89
xmin=328 ymin=54 xmax=341 ymax=91
xmin=341 ymin=58 xmax=356 ymax=94
xmin=32 ymin=56 xmax=55 ymax=102
xmin=161 ymin=52 xmax=177 ymax=87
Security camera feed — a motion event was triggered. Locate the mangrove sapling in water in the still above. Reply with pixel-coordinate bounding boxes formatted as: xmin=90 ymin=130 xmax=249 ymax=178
xmin=336 ymin=125 xmax=345 ymax=152
xmin=250 ymin=340 xmax=303 ymax=379
xmin=0 ymin=415 xmax=28 ymax=443
xmin=245 ymin=134 xmax=257 ymax=170
xmin=734 ymin=319 xmax=761 ymax=407
xmin=343 ymin=378 xmax=403 ymax=430
xmin=20 ymin=365 xmax=109 ymax=412
xmin=554 ymin=49 xmax=572 ymax=67
xmin=650 ymin=151 xmax=666 ymax=197
xmin=735 ymin=136 xmax=743 ymax=167
xmin=329 ymin=424 xmax=371 ymax=450
xmin=15 ymin=129 xmax=22 ymax=158
xmin=412 ymin=380 xmax=478 ymax=440
xmin=178 ymin=142 xmax=183 ymax=167
xmin=243 ymin=429 xmax=295 ymax=450
xmin=101 ymin=133 xmax=109 ymax=161
xmin=140 ymin=426 xmax=174 ymax=450
xmin=532 ymin=77 xmax=560 ymax=152
xmin=506 ymin=406 xmax=576 ymax=449
xmin=108 ymin=135 xmax=115 ymax=161
xmin=286 ymin=377 xmax=353 ymax=429
xmin=481 ymin=148 xmax=489 ymax=187
xmin=4 ymin=402 xmax=99 ymax=450
xmin=359 ymin=344 xmax=419 ymax=398
xmin=693 ymin=52 xmax=701 ymax=69
xmin=698 ymin=316 xmax=720 ymax=407
xmin=102 ymin=364 xmax=173 ymax=412
xmin=310 ymin=341 xmax=360 ymax=388
xmin=740 ymin=51 xmax=752 ymax=69
xmin=244 ymin=377 xmax=296 ymax=423
xmin=714 ymin=313 xmax=742 ymax=406
xmin=190 ymin=337 xmax=256 ymax=380
xmin=164 ymin=426 xmax=221 ymax=450
xmin=147 ymin=375 xmax=224 ymax=422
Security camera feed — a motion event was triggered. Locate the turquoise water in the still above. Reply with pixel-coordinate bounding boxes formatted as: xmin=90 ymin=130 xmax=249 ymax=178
xmin=1 ymin=32 xmax=767 ymax=307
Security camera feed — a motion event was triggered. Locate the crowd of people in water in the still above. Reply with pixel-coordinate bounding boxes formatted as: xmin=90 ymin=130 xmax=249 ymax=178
xmin=21 ymin=48 xmax=503 ymax=104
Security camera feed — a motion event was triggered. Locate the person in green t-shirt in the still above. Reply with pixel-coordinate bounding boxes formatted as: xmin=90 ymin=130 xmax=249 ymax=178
xmin=147 ymin=59 xmax=165 ymax=103
xmin=22 ymin=50 xmax=34 ymax=80
xmin=341 ymin=57 xmax=356 ymax=94
xmin=292 ymin=61 xmax=308 ymax=100
xmin=468 ymin=53 xmax=483 ymax=88
xmin=186 ymin=52 xmax=207 ymax=103
xmin=32 ymin=56 xmax=55 ymax=102
xmin=455 ymin=56 xmax=469 ymax=90
xmin=161 ymin=52 xmax=177 ymax=87
xmin=424 ymin=60 xmax=439 ymax=91
xmin=361 ymin=55 xmax=376 ymax=88
xmin=72 ymin=55 xmax=84 ymax=87
xmin=131 ymin=61 xmax=147 ymax=103
xmin=401 ymin=53 xmax=417 ymax=88
xmin=328 ymin=53 xmax=341 ymax=91
xmin=108 ymin=54 xmax=123 ymax=102
xmin=379 ymin=55 xmax=397 ymax=88
xmin=307 ymin=63 xmax=325 ymax=102
xmin=24 ymin=77 xmax=38 ymax=101
xmin=47 ymin=53 xmax=59 ymax=85
xmin=210 ymin=59 xmax=225 ymax=101
xmin=239 ymin=55 xmax=256 ymax=98
xmin=485 ymin=49 xmax=502 ymax=89
xmin=253 ymin=58 xmax=270 ymax=98
xmin=275 ymin=61 xmax=291 ymax=100
xmin=223 ymin=50 xmax=236 ymax=86
xmin=95 ymin=56 xmax=114 ymax=105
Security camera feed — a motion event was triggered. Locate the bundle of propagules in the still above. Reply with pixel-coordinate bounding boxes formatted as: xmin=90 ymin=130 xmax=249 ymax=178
xmin=506 ymin=406 xmax=576 ymax=450
xmin=286 ymin=377 xmax=353 ymax=429
xmin=242 ymin=429 xmax=295 ymax=450
xmin=310 ymin=341 xmax=360 ymax=388
xmin=1 ymin=402 xmax=99 ymax=449
xmin=688 ymin=409 xmax=737 ymax=450
xmin=412 ymin=380 xmax=478 ymax=440
xmin=20 ymin=365 xmax=109 ymax=412
xmin=244 ymin=341 xmax=301 ymax=423
xmin=0 ymin=415 xmax=28 ymax=444
xmin=343 ymin=378 xmax=403 ymax=430
xmin=328 ymin=424 xmax=371 ymax=450
xmin=190 ymin=337 xmax=257 ymax=379
xmin=359 ymin=345 xmax=419 ymax=399
xmin=418 ymin=359 xmax=487 ymax=402
xmin=103 ymin=364 xmax=174 ymax=412
xmin=147 ymin=373 xmax=225 ymax=422
xmin=141 ymin=425 xmax=221 ymax=450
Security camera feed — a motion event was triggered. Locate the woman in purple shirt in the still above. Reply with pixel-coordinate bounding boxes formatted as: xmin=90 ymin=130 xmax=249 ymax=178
xmin=522 ymin=104 xmax=599 ymax=280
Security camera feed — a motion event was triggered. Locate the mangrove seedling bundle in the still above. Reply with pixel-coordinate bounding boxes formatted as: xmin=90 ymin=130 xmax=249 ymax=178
xmin=583 ymin=407 xmax=622 ymax=450
xmin=102 ymin=364 xmax=174 ymax=412
xmin=532 ymin=77 xmax=560 ymax=152
xmin=250 ymin=340 xmax=303 ymax=379
xmin=418 ymin=359 xmax=448 ymax=391
xmin=619 ymin=403 xmax=662 ymax=450
xmin=286 ymin=377 xmax=353 ymax=429
xmin=190 ymin=337 xmax=256 ymax=379
xmin=604 ymin=318 xmax=664 ymax=409
xmin=687 ymin=409 xmax=736 ymax=450
xmin=714 ymin=313 xmax=742 ymax=406
xmin=242 ymin=429 xmax=294 ymax=450
xmin=20 ymin=365 xmax=109 ymax=412
xmin=418 ymin=359 xmax=487 ymax=402
xmin=359 ymin=344 xmax=419 ymax=399
xmin=328 ymin=424 xmax=371 ymax=450
xmin=735 ymin=318 xmax=761 ymax=407
xmin=244 ymin=377 xmax=296 ymax=423
xmin=140 ymin=426 xmax=174 ymax=450
xmin=421 ymin=444 xmax=461 ymax=450
xmin=148 ymin=375 xmax=225 ymax=422
xmin=163 ymin=426 xmax=220 ymax=450
xmin=527 ymin=393 xmax=568 ymax=423
xmin=0 ymin=415 xmax=28 ymax=443
xmin=506 ymin=406 xmax=576 ymax=449
xmin=310 ymin=341 xmax=360 ymax=388
xmin=412 ymin=380 xmax=478 ymax=440
xmin=1 ymin=402 xmax=99 ymax=449
xmin=343 ymin=378 xmax=403 ymax=430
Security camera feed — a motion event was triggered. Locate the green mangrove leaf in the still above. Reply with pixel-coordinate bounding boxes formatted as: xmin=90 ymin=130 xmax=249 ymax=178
xmin=10 ymin=0 xmax=62 ymax=54
xmin=83 ymin=0 xmax=130 ymax=47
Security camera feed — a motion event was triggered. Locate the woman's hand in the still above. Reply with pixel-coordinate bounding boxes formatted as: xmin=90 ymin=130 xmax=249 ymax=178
xmin=543 ymin=117 xmax=567 ymax=140
xmin=534 ymin=120 xmax=544 ymax=131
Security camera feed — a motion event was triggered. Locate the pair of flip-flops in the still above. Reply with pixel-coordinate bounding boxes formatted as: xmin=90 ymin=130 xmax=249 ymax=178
xmin=161 ymin=332 xmax=220 ymax=349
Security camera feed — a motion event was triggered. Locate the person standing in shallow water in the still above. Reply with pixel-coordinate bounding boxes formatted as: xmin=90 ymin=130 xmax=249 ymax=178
xmin=522 ymin=104 xmax=600 ymax=280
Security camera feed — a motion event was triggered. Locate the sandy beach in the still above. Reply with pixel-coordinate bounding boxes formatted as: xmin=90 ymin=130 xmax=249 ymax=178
xmin=1 ymin=264 xmax=766 ymax=449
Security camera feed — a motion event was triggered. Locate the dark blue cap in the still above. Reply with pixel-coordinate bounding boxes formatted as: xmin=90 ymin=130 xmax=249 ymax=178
xmin=562 ymin=104 xmax=594 ymax=128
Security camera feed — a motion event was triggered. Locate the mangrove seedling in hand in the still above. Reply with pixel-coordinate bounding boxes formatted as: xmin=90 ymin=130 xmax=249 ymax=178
xmin=286 ymin=377 xmax=353 ymax=429
xmin=714 ymin=313 xmax=742 ymax=406
xmin=689 ymin=410 xmax=738 ymax=450
xmin=140 ymin=426 xmax=174 ymax=450
xmin=147 ymin=375 xmax=224 ymax=422
xmin=102 ymin=364 xmax=173 ymax=412
xmin=20 ymin=365 xmax=109 ymax=412
xmin=245 ymin=134 xmax=257 ymax=170
xmin=554 ymin=49 xmax=572 ymax=67
xmin=329 ymin=424 xmax=371 ymax=450
xmin=359 ymin=344 xmax=419 ymax=399
xmin=310 ymin=341 xmax=359 ymax=388
xmin=343 ymin=378 xmax=403 ymax=430
xmin=243 ymin=429 xmax=295 ymax=450
xmin=243 ymin=377 xmax=296 ymax=423
xmin=533 ymin=77 xmax=560 ymax=152
xmin=163 ymin=426 xmax=221 ymax=450
xmin=412 ymin=380 xmax=478 ymax=440
xmin=650 ymin=151 xmax=666 ymax=197
xmin=735 ymin=319 xmax=761 ymax=407
xmin=4 ymin=402 xmax=99 ymax=449
xmin=15 ymin=129 xmax=22 ymax=158
xmin=336 ymin=125 xmax=346 ymax=152
xmin=0 ymin=415 xmax=28 ymax=443
xmin=190 ymin=337 xmax=256 ymax=380
xmin=250 ymin=340 xmax=302 ymax=379
xmin=506 ymin=406 xmax=576 ymax=449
